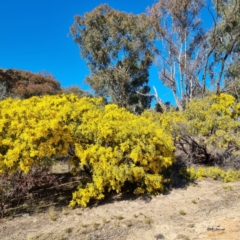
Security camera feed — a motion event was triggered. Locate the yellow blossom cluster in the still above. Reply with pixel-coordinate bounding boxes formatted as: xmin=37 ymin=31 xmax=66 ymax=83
xmin=181 ymin=166 xmax=240 ymax=182
xmin=0 ymin=94 xmax=175 ymax=207
xmin=70 ymin=104 xmax=175 ymax=207
xmin=159 ymin=94 xmax=240 ymax=156
xmin=0 ymin=94 xmax=103 ymax=174
xmin=183 ymin=94 xmax=240 ymax=154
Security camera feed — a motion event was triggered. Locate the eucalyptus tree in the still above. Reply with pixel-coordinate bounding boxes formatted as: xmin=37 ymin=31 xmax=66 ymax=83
xmin=70 ymin=4 xmax=156 ymax=113
xmin=211 ymin=0 xmax=240 ymax=99
xmin=148 ymin=0 xmax=240 ymax=110
xmin=149 ymin=0 xmax=206 ymax=111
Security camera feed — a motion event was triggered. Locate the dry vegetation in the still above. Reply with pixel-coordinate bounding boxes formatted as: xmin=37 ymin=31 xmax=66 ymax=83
xmin=0 ymin=68 xmax=62 ymax=99
xmin=0 ymin=177 xmax=240 ymax=240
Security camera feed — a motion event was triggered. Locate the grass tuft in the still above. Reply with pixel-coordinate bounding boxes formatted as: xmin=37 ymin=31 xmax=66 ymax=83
xmin=179 ymin=210 xmax=186 ymax=216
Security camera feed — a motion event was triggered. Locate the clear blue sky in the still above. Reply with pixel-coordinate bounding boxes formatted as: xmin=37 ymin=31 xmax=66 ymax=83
xmin=0 ymin=0 xmax=214 ymax=105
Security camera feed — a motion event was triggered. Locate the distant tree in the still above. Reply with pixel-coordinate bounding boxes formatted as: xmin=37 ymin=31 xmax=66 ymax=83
xmin=0 ymin=68 xmax=62 ymax=99
xmin=62 ymin=86 xmax=91 ymax=98
xmin=70 ymin=4 xmax=156 ymax=113
xmin=0 ymin=82 xmax=7 ymax=100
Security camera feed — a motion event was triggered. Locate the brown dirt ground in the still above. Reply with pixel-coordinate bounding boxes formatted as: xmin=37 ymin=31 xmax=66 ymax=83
xmin=0 ymin=178 xmax=240 ymax=240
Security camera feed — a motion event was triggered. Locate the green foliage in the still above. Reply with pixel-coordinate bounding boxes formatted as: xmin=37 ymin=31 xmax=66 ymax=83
xmin=70 ymin=4 xmax=156 ymax=113
xmin=160 ymin=93 xmax=240 ymax=166
xmin=0 ymin=94 xmax=174 ymax=207
xmin=210 ymin=0 xmax=240 ymax=94
xmin=62 ymin=86 xmax=91 ymax=98
xmin=225 ymin=60 xmax=240 ymax=101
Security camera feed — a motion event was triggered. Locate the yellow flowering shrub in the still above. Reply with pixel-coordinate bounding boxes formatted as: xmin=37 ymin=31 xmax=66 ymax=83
xmin=183 ymin=94 xmax=240 ymax=143
xmin=181 ymin=166 xmax=240 ymax=182
xmin=70 ymin=104 xmax=175 ymax=207
xmin=163 ymin=94 xmax=240 ymax=166
xmin=0 ymin=94 xmax=104 ymax=174
xmin=0 ymin=94 xmax=175 ymax=207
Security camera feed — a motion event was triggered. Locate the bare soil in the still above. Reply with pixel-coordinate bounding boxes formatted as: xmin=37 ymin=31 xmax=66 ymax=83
xmin=0 ymin=178 xmax=240 ymax=240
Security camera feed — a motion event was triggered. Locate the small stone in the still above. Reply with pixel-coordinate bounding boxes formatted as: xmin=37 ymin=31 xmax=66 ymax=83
xmin=22 ymin=213 xmax=30 ymax=217
xmin=154 ymin=233 xmax=165 ymax=239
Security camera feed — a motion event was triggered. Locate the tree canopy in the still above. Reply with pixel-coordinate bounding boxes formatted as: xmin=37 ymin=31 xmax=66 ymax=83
xmin=148 ymin=0 xmax=240 ymax=110
xmin=70 ymin=4 xmax=157 ymax=113
xmin=212 ymin=0 xmax=240 ymax=100
xmin=69 ymin=0 xmax=240 ymax=111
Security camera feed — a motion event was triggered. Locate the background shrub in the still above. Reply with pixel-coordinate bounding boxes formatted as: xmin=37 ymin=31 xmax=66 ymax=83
xmin=0 ymin=68 xmax=62 ymax=99
xmin=160 ymin=94 xmax=240 ymax=168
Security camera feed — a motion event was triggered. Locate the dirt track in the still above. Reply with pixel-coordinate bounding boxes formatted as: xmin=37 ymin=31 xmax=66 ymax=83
xmin=0 ymin=178 xmax=240 ymax=240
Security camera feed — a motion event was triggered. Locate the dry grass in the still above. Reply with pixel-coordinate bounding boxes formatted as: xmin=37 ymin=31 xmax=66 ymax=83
xmin=116 ymin=215 xmax=124 ymax=220
xmin=48 ymin=206 xmax=57 ymax=221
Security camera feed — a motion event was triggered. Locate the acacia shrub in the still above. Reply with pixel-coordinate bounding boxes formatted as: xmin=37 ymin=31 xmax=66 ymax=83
xmin=160 ymin=94 xmax=240 ymax=168
xmin=0 ymin=94 xmax=175 ymax=207
xmin=180 ymin=166 xmax=240 ymax=182
xmin=69 ymin=104 xmax=175 ymax=207
xmin=0 ymin=94 xmax=104 ymax=174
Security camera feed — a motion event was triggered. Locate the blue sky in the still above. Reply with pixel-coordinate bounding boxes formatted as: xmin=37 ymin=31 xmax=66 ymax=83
xmin=0 ymin=0 xmax=214 ymax=105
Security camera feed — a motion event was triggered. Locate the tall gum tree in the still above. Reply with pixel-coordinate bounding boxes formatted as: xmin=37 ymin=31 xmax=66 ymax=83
xmin=149 ymin=0 xmax=240 ymax=110
xmin=149 ymin=0 xmax=206 ymax=111
xmin=70 ymin=4 xmax=157 ymax=113
xmin=211 ymin=0 xmax=240 ymax=99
